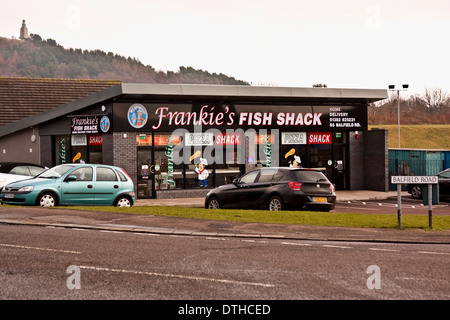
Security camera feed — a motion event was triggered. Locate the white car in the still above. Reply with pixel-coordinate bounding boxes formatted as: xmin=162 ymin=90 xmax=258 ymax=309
xmin=0 ymin=162 xmax=47 ymax=191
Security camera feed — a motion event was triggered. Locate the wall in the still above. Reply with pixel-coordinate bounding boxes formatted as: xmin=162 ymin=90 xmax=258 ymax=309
xmin=0 ymin=127 xmax=41 ymax=164
xmin=348 ymin=129 xmax=389 ymax=191
xmin=349 ymin=131 xmax=364 ymax=190
xmin=112 ymin=132 xmax=137 ymax=192
xmin=40 ymin=135 xmax=52 ymax=167
xmin=364 ymin=129 xmax=388 ymax=191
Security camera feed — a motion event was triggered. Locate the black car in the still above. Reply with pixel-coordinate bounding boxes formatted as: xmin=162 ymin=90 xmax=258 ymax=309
xmin=205 ymin=167 xmax=336 ymax=211
xmin=407 ymin=168 xmax=450 ymax=201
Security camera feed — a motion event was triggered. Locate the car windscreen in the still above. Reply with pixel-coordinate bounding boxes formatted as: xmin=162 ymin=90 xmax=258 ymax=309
xmin=37 ymin=165 xmax=74 ymax=179
xmin=291 ymin=170 xmax=328 ymax=182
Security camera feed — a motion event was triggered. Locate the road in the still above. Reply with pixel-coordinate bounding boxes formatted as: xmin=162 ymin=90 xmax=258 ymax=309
xmin=333 ymin=197 xmax=449 ymax=215
xmin=1 ymin=223 xmax=449 ymax=301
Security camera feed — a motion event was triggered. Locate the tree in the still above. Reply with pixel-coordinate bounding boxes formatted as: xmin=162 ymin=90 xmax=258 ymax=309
xmin=421 ymin=87 xmax=449 ymax=114
xmin=30 ymin=33 xmax=42 ymax=42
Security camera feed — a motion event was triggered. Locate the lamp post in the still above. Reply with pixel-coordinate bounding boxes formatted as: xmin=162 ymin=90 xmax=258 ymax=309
xmin=388 ymin=84 xmax=409 ymax=148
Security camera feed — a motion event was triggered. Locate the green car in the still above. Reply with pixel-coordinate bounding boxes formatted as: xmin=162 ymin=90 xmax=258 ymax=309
xmin=1 ymin=164 xmax=135 ymax=207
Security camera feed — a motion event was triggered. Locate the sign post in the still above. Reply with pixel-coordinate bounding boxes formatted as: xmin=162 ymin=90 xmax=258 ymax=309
xmin=428 ymin=184 xmax=433 ymax=229
xmin=397 ymin=184 xmax=402 ymax=229
xmin=391 ymin=176 xmax=438 ymax=229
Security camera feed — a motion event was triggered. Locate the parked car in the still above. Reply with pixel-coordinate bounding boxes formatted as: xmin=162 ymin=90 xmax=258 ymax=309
xmin=407 ymin=168 xmax=450 ymax=201
xmin=0 ymin=162 xmax=47 ymax=191
xmin=205 ymin=167 xmax=336 ymax=211
xmin=1 ymin=163 xmax=135 ymax=207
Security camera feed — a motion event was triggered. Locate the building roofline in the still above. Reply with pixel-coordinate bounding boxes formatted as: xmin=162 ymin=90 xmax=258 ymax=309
xmin=120 ymin=83 xmax=388 ymax=100
xmin=0 ymin=83 xmax=387 ymax=138
xmin=0 ymin=84 xmax=122 ymax=137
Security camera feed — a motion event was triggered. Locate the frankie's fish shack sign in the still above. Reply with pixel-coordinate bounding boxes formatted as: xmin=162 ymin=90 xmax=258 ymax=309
xmin=71 ymin=115 xmax=111 ymax=134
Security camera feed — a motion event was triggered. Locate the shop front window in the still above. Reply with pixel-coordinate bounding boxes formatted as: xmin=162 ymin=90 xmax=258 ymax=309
xmin=154 ymin=134 xmax=183 ymax=190
xmin=255 ymin=132 xmax=279 ymax=167
xmin=54 ymin=134 xmax=103 ymax=165
xmin=280 ymin=132 xmax=308 ymax=168
xmin=214 ymin=131 xmax=244 ymax=186
xmin=55 ymin=135 xmax=71 ymax=165
xmin=185 ymin=145 xmax=214 ymax=189
xmin=308 ymin=132 xmax=333 ymax=178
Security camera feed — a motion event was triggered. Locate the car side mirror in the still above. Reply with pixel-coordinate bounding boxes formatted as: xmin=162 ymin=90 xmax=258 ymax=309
xmin=233 ymin=178 xmax=239 ymax=186
xmin=65 ymin=175 xmax=77 ymax=182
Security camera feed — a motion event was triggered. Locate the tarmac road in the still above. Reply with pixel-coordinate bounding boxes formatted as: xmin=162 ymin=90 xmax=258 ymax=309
xmin=0 ymin=190 xmax=449 ymax=303
xmin=1 ymin=223 xmax=449 ymax=300
xmin=333 ymin=197 xmax=450 ymax=215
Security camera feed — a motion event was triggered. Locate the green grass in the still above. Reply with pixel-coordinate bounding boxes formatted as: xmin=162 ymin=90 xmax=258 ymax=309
xmin=369 ymin=124 xmax=450 ymax=149
xmin=63 ymin=205 xmax=450 ymax=231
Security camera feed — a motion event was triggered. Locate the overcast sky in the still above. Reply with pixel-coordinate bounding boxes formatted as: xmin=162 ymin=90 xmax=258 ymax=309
xmin=2 ymin=0 xmax=450 ymax=96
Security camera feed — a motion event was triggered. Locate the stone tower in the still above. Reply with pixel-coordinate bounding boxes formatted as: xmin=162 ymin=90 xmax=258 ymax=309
xmin=20 ymin=20 xmax=29 ymax=40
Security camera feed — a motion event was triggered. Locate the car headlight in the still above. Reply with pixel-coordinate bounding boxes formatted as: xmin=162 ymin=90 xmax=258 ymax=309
xmin=18 ymin=186 xmax=34 ymax=192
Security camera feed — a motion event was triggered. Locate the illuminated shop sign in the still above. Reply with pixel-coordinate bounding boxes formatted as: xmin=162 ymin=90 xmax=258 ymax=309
xmin=113 ymin=103 xmax=367 ymax=132
xmin=71 ymin=115 xmax=111 ymax=134
xmin=281 ymin=132 xmax=307 ymax=145
xmin=308 ymin=132 xmax=332 ymax=144
xmin=215 ymin=132 xmax=242 ymax=145
xmin=136 ymin=134 xmax=182 ymax=146
xmin=255 ymin=134 xmax=275 ymax=145
xmin=88 ymin=134 xmax=103 ymax=145
xmin=71 ymin=134 xmax=87 ymax=146
xmin=185 ymin=132 xmax=214 ymax=146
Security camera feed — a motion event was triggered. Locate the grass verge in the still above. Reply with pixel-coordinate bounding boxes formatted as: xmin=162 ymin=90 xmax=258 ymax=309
xmin=64 ymin=206 xmax=450 ymax=231
xmin=369 ymin=124 xmax=450 ymax=149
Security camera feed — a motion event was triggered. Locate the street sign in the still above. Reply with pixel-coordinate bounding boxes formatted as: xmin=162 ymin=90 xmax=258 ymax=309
xmin=391 ymin=176 xmax=438 ymax=184
xmin=390 ymin=175 xmax=438 ymax=229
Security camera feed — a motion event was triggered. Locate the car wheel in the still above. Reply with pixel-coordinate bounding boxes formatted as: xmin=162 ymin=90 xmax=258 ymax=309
xmin=207 ymin=197 xmax=221 ymax=209
xmin=411 ymin=185 xmax=422 ymax=199
xmin=116 ymin=196 xmax=132 ymax=207
xmin=268 ymin=196 xmax=283 ymax=211
xmin=39 ymin=193 xmax=56 ymax=207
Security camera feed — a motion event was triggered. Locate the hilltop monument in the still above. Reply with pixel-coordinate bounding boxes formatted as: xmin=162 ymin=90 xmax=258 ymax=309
xmin=20 ymin=20 xmax=29 ymax=40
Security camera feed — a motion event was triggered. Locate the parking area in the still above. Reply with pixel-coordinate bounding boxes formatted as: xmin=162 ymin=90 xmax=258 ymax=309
xmin=333 ymin=197 xmax=450 ymax=215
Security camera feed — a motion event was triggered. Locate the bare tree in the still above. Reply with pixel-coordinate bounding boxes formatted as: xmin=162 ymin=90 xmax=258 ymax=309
xmin=421 ymin=87 xmax=449 ymax=114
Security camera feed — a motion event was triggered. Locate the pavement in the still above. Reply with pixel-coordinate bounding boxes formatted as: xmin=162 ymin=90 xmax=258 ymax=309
xmin=0 ymin=190 xmax=449 ymax=244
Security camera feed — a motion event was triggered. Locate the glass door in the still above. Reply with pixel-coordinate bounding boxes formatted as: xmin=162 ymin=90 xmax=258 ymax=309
xmin=332 ymin=132 xmax=347 ymax=190
xmin=137 ymin=146 xmax=154 ymax=198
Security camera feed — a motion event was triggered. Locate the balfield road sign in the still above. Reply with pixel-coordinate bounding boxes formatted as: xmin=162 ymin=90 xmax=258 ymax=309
xmin=391 ymin=176 xmax=438 ymax=184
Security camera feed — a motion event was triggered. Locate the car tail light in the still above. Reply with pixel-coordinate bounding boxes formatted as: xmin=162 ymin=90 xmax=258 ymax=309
xmin=330 ymin=184 xmax=335 ymax=193
xmin=288 ymin=181 xmax=302 ymax=191
xmin=122 ymin=169 xmax=132 ymax=180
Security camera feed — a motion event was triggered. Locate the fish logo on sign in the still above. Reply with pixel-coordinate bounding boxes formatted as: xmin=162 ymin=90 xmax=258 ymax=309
xmin=100 ymin=116 xmax=110 ymax=133
xmin=128 ymin=104 xmax=148 ymax=129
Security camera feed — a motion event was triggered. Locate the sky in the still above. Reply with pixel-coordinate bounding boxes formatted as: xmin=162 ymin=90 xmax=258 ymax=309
xmin=2 ymin=0 xmax=450 ymax=96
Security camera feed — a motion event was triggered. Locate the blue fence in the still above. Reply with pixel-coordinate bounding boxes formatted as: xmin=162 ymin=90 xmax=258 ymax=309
xmin=389 ymin=149 xmax=449 ymax=191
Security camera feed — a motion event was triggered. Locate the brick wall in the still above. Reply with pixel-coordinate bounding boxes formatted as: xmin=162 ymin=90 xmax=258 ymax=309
xmin=364 ymin=129 xmax=388 ymax=191
xmin=112 ymin=132 xmax=137 ymax=191
xmin=349 ymin=131 xmax=365 ymax=190
xmin=102 ymin=133 xmax=114 ymax=166
xmin=348 ymin=129 xmax=389 ymax=191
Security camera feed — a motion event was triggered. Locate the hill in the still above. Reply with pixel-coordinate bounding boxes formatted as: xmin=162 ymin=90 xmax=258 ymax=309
xmin=0 ymin=35 xmax=249 ymax=85
xmin=369 ymin=125 xmax=450 ymax=149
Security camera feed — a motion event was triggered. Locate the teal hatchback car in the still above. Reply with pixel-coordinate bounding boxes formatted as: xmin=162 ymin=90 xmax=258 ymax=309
xmin=1 ymin=164 xmax=135 ymax=207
